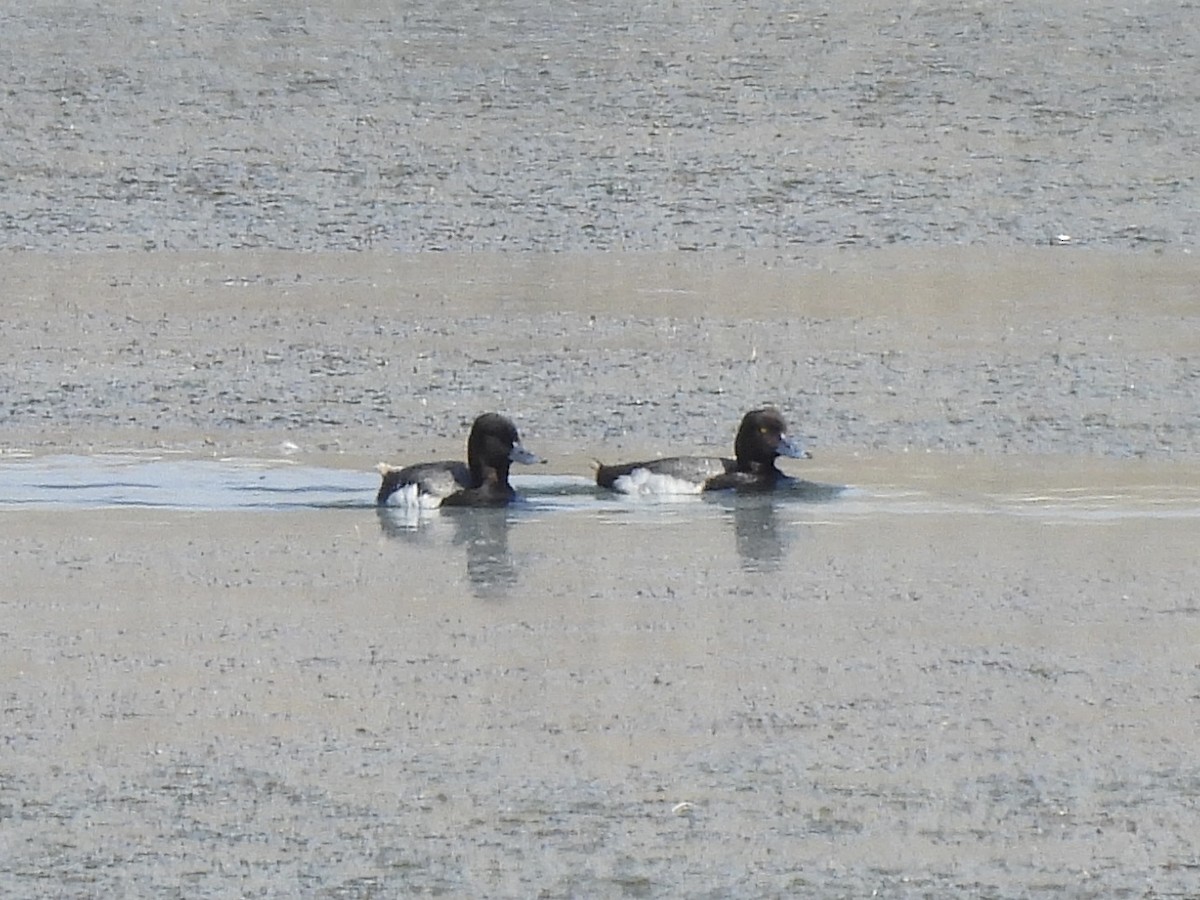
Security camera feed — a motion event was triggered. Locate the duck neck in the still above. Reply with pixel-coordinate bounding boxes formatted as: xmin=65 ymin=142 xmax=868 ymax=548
xmin=737 ymin=457 xmax=781 ymax=478
xmin=472 ymin=460 xmax=509 ymax=487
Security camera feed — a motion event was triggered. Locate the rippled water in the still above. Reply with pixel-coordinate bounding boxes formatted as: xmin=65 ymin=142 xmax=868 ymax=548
xmin=5 ymin=451 xmax=1200 ymax=896
xmin=5 ymin=451 xmax=1197 ymax=599
xmin=2 ymin=452 xmax=1196 ymax=521
xmin=0 ymin=453 xmax=375 ymax=511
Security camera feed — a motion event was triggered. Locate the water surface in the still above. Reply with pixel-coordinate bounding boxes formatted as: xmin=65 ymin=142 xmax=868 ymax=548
xmin=4 ymin=452 xmax=1200 ymax=896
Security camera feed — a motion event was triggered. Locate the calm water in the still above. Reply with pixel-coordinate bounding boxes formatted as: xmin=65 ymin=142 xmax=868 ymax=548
xmin=3 ymin=454 xmax=1198 ymax=594
xmin=2 ymin=452 xmax=1196 ymax=516
xmin=5 ymin=452 xmax=1200 ymax=896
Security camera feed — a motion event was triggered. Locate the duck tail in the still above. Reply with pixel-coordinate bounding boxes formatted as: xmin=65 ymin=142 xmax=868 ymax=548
xmin=376 ymin=465 xmax=404 ymax=506
xmin=592 ymin=459 xmax=620 ymax=489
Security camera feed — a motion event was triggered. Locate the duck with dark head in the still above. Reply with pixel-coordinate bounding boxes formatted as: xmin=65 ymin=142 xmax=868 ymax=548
xmin=377 ymin=412 xmax=541 ymax=508
xmin=595 ymin=407 xmax=810 ymax=496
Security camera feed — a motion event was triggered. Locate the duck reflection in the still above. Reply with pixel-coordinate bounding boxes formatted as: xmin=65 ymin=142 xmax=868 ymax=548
xmin=728 ymin=495 xmax=787 ymax=572
xmin=376 ymin=505 xmax=517 ymax=599
xmin=727 ymin=479 xmax=846 ymax=572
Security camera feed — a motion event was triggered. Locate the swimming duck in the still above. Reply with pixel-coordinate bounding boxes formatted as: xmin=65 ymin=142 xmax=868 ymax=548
xmin=377 ymin=412 xmax=541 ymax=507
xmin=595 ymin=407 xmax=809 ymax=495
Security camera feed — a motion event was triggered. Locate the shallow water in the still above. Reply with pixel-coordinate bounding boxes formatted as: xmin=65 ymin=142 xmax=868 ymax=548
xmin=5 ymin=0 xmax=1199 ymax=889
xmin=3 ymin=450 xmax=1196 ymax=519
xmin=4 ymin=453 xmax=1198 ymax=594
xmin=5 ymin=1 xmax=1198 ymax=252
xmin=4 ymin=452 xmax=1200 ymax=895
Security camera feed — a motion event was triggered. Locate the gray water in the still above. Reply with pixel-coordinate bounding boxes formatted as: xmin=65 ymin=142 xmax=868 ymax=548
xmin=5 ymin=0 xmax=1199 ymax=892
xmin=4 ymin=1 xmax=1198 ymax=253
xmin=6 ymin=454 xmax=1198 ymax=519
xmin=3 ymin=453 xmax=1197 ymax=596
xmin=5 ymin=453 xmax=1200 ymax=896
xmin=3 ymin=452 xmax=1195 ymax=514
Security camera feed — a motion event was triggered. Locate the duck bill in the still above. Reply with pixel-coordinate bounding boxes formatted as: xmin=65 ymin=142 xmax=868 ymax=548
xmin=777 ymin=435 xmax=812 ymax=460
xmin=509 ymin=443 xmax=542 ymax=465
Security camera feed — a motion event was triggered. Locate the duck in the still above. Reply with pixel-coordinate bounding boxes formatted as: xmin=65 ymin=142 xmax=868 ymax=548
xmin=376 ymin=412 xmax=541 ymax=507
xmin=595 ymin=407 xmax=809 ymax=495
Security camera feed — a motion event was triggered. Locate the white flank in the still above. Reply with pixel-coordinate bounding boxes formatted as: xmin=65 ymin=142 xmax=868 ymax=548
xmin=612 ymin=468 xmax=705 ymax=497
xmin=384 ymin=482 xmax=445 ymax=510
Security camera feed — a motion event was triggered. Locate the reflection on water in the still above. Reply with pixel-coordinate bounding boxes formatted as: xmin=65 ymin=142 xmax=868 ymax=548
xmin=0 ymin=453 xmax=373 ymax=510
xmin=375 ymin=482 xmax=843 ymax=591
xmin=0 ymin=453 xmax=856 ymax=592
xmin=6 ymin=452 xmax=1199 ymax=900
xmin=728 ymin=500 xmax=786 ymax=572
xmin=717 ymin=480 xmax=847 ymax=572
xmin=5 ymin=453 xmax=1200 ymax=522
xmin=5 ymin=453 xmax=1200 ymax=590
xmin=377 ymin=505 xmax=517 ymax=599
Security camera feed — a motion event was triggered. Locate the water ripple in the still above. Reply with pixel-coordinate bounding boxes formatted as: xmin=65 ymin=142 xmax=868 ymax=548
xmin=1 ymin=454 xmax=1197 ymax=522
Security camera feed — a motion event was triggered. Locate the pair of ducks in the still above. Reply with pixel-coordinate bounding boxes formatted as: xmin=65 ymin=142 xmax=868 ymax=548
xmin=376 ymin=408 xmax=810 ymax=507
